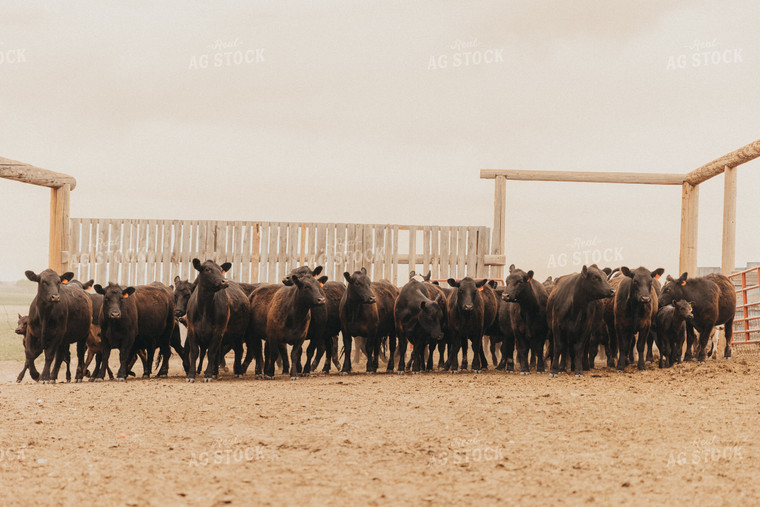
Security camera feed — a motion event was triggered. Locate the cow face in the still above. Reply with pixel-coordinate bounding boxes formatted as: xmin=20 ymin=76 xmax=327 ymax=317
xmin=674 ymin=299 xmax=694 ymax=322
xmin=418 ymin=295 xmax=444 ymax=340
xmin=172 ymin=277 xmax=196 ymax=317
xmin=659 ymin=272 xmax=688 ymax=308
xmin=25 ymin=269 xmax=74 ymax=303
xmin=447 ymin=277 xmax=487 ymax=312
xmin=15 ymin=314 xmax=28 ymax=336
xmin=290 ymin=272 xmax=326 ymax=307
xmin=94 ymin=283 xmax=135 ymax=320
xmin=502 ymin=266 xmax=534 ymax=303
xmin=579 ymin=265 xmax=615 ymax=300
xmin=344 ymin=267 xmax=375 ymax=304
xmin=192 ymin=258 xmax=230 ymax=292
xmin=620 ymin=266 xmax=664 ymax=304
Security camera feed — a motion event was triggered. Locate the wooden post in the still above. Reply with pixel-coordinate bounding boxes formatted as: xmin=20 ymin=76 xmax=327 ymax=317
xmin=679 ymin=182 xmax=699 ymax=276
xmin=492 ymin=175 xmax=506 ymax=280
xmin=49 ymin=184 xmax=71 ymax=273
xmin=721 ymin=166 xmax=737 ymax=276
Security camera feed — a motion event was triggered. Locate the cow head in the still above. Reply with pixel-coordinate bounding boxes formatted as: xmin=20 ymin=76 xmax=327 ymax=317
xmin=25 ymin=269 xmax=74 ymax=303
xmin=502 ymin=265 xmax=534 ymax=303
xmin=344 ymin=267 xmax=375 ymax=304
xmin=94 ymin=283 xmax=135 ymax=320
xmin=289 ymin=272 xmax=326 ymax=307
xmin=447 ymin=277 xmax=487 ymax=312
xmin=192 ymin=258 xmax=230 ymax=292
xmin=620 ymin=266 xmax=664 ymax=304
xmin=172 ymin=276 xmax=197 ymax=317
xmin=283 ymin=265 xmax=324 ymax=285
xmin=418 ymin=295 xmax=445 ymax=340
xmin=15 ymin=314 xmax=29 ymax=335
xmin=659 ymin=272 xmax=688 ymax=308
xmin=579 ymin=264 xmax=615 ymax=300
xmin=409 ymin=270 xmax=432 ymax=282
xmin=674 ymin=299 xmax=694 ymax=323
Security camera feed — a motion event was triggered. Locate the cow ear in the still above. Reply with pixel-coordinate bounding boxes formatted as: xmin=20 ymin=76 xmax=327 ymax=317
xmin=621 ymin=266 xmax=633 ymax=278
xmin=447 ymin=278 xmax=459 ymax=288
xmin=83 ymin=279 xmax=94 ymax=290
xmin=318 ymin=276 xmax=328 ymax=286
xmin=282 ymin=276 xmax=293 ymax=286
xmin=312 ymin=266 xmax=323 ymax=277
xmin=360 ymin=267 xmax=367 ymax=275
xmin=689 ymin=300 xmax=696 ymax=307
xmin=432 ymin=280 xmax=440 ymax=286
xmin=94 ymin=284 xmax=105 ymax=295
xmin=545 ymin=276 xmax=552 ymax=283
xmin=666 ymin=275 xmax=675 ymax=283
xmin=25 ymin=270 xmax=40 ymax=283
xmin=487 ymin=280 xmax=497 ymax=289
xmin=192 ymin=258 xmax=202 ymax=271
xmin=602 ymin=267 xmax=612 ymax=276
xmin=526 ymin=270 xmax=534 ymax=282
xmin=123 ymin=287 xmax=136 ymax=298
xmin=174 ymin=276 xmax=181 ymax=284
xmin=61 ymin=272 xmax=74 ymax=283
xmin=408 ymin=271 xmax=416 ymax=280
xmin=221 ymin=262 xmax=232 ymax=274
xmin=581 ymin=265 xmax=588 ymax=277
xmin=475 ymin=278 xmax=488 ymax=288
xmin=651 ymin=268 xmax=664 ymax=280
xmin=343 ymin=272 xmax=352 ymax=283
xmin=509 ymin=264 xmax=516 ymax=273
xmin=678 ymin=272 xmax=688 ymax=285
xmin=424 ymin=271 xmax=431 ymax=281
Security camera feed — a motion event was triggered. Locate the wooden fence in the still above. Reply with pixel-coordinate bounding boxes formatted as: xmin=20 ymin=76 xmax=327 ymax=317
xmin=67 ymin=218 xmax=495 ymax=287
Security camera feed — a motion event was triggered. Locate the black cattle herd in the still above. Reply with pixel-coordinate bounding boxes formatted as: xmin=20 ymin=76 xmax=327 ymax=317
xmin=14 ymin=258 xmax=737 ymax=383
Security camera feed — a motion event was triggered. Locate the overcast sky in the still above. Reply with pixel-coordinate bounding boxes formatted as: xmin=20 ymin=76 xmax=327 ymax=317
xmin=1 ymin=0 xmax=759 ymax=282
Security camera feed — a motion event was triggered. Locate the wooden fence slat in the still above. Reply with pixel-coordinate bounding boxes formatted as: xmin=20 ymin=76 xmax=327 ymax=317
xmin=288 ymin=223 xmax=299 ymax=273
xmin=449 ymin=227 xmax=459 ymax=280
xmin=96 ymin=218 xmax=108 ymax=284
xmin=467 ymin=227 xmax=477 ymax=278
xmin=251 ymin=223 xmax=260 ymax=283
xmin=430 ymin=226 xmax=440 ymax=280
xmin=439 ymin=227 xmax=449 ymax=281
xmin=325 ymin=224 xmax=335 ymax=282
xmin=375 ymin=225 xmax=385 ymax=280
xmin=334 ymin=223 xmax=346 ymax=278
xmin=422 ymin=227 xmax=431 ymax=277
xmin=123 ymin=220 xmax=134 ymax=285
xmin=391 ymin=225 xmax=399 ymax=285
xmin=384 ymin=225 xmax=393 ymax=283
xmin=268 ymin=223 xmax=278 ymax=283
xmin=69 ymin=218 xmax=80 ymax=279
xmin=458 ymin=226 xmax=468 ymax=278
xmin=408 ymin=226 xmax=416 ymax=281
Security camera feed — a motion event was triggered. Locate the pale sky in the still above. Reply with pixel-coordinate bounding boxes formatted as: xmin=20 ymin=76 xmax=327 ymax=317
xmin=2 ymin=0 xmax=759 ymax=281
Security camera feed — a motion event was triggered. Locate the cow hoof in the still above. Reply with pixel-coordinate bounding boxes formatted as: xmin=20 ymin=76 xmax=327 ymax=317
xmin=142 ymin=374 xmax=150 ymax=379
xmin=235 ymin=374 xmax=241 ymax=378
xmin=186 ymin=378 xmax=194 ymax=383
xmin=203 ymin=377 xmax=213 ymax=383
xmin=520 ymin=371 xmax=529 ymax=376
xmin=575 ymin=373 xmax=583 ymax=377
xmin=450 ymin=370 xmax=459 ymax=375
xmin=116 ymin=378 xmax=125 ymax=383
xmin=255 ymin=374 xmax=263 ymax=379
xmin=94 ymin=378 xmax=104 ymax=383
xmin=290 ymin=376 xmax=298 ymax=381
xmin=157 ymin=373 xmax=168 ymax=378
xmin=302 ymin=373 xmax=310 ymax=377
xmin=340 ymin=371 xmax=349 ymax=376
xmin=411 ymin=371 xmax=420 ymax=375
xmin=697 ymin=360 xmax=705 ymax=364
xmin=264 ymin=375 xmax=275 ymax=380
xmin=549 ymin=373 xmax=557 ymax=378
xmin=74 ymin=378 xmax=82 ymax=383
xmin=396 ymin=371 xmax=405 ymax=375
xmin=473 ymin=369 xmax=481 ymax=374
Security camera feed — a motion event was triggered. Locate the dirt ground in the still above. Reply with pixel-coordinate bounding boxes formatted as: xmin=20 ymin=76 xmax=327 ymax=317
xmin=0 ymin=348 xmax=758 ymax=506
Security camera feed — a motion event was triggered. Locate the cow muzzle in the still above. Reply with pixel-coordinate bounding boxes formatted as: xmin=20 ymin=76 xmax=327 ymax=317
xmin=109 ymin=312 xmax=121 ymax=319
xmin=219 ymin=280 xmax=229 ymax=289
xmin=607 ymin=289 xmax=616 ymax=297
xmin=640 ymin=296 xmax=651 ymax=303
xmin=174 ymin=309 xmax=185 ymax=317
xmin=366 ymin=296 xmax=377 ymax=304
xmin=50 ymin=295 xmax=60 ymax=303
xmin=463 ymin=304 xmax=474 ymax=312
xmin=316 ymin=297 xmax=326 ymax=305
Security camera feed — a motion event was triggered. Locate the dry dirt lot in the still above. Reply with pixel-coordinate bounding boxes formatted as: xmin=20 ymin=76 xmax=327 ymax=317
xmin=0 ymin=351 xmax=758 ymax=506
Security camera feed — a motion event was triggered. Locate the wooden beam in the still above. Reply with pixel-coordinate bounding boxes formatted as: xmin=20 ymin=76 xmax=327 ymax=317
xmin=480 ymin=169 xmax=684 ymax=185
xmin=721 ymin=166 xmax=737 ymax=275
xmin=492 ymin=175 xmax=506 ymax=279
xmin=685 ymin=139 xmax=760 ymax=185
xmin=679 ymin=183 xmax=699 ymax=276
xmin=0 ymin=156 xmax=77 ymax=189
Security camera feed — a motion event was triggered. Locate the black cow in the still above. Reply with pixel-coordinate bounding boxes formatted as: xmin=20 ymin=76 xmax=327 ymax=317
xmin=655 ymin=299 xmax=694 ymax=368
xmin=339 ymin=268 xmax=399 ymax=374
xmin=394 ymin=278 xmax=445 ymax=373
xmin=24 ymin=269 xmax=91 ymax=383
xmin=603 ymin=266 xmax=663 ymax=371
xmin=258 ymin=270 xmax=325 ymax=379
xmin=502 ymin=265 xmax=550 ymax=374
xmin=94 ymin=282 xmax=175 ymax=380
xmin=547 ymin=265 xmax=615 ymax=377
xmin=306 ymin=276 xmax=345 ymax=375
xmin=445 ymin=277 xmax=497 ymax=373
xmin=15 ymin=314 xmax=73 ymax=383
xmin=185 ymin=259 xmax=251 ymax=382
xmin=659 ymin=272 xmax=736 ymax=362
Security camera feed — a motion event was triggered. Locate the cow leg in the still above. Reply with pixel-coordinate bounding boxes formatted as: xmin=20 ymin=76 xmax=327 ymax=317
xmin=50 ymin=346 xmax=66 ymax=383
xmin=16 ymin=362 xmax=29 ymax=383
xmin=636 ymin=329 xmax=649 ymax=370
xmin=572 ymin=336 xmax=586 ymax=377
xmin=683 ymin=322 xmax=696 ymax=361
xmin=204 ymin=333 xmax=224 ymax=381
xmin=39 ymin=342 xmax=57 ymax=383
xmin=460 ymin=338 xmax=469 ymax=371
xmin=143 ymin=343 xmax=156 ymax=378
xmin=490 ymin=338 xmax=499 ymax=367
xmin=534 ymin=332 xmax=547 ymax=373
xmin=289 ymin=342 xmax=301 ymax=380
xmin=447 ymin=334 xmax=460 ymax=372
xmin=724 ymin=317 xmax=734 ymax=359
xmin=277 ymin=342 xmax=290 ymax=375
xmin=64 ymin=349 xmax=72 ymax=382
xmin=387 ymin=333 xmax=397 ymax=373
xmin=341 ymin=332 xmax=353 ymax=375
xmin=646 ymin=329 xmax=655 ymax=363
xmin=516 ymin=330 xmax=530 ymax=374
xmin=310 ymin=340 xmax=324 ymax=373
xmin=197 ymin=346 xmax=207 ymax=375
xmin=496 ymin=336 xmax=508 ymax=371
xmin=185 ymin=332 xmax=199 ymax=382
xmin=262 ymin=341 xmax=275 ymax=379
xmin=304 ymin=339 xmax=318 ymax=375
xmin=549 ymin=324 xmax=563 ymax=377
xmin=696 ymin=325 xmax=714 ymax=363
xmin=322 ymin=336 xmax=336 ymax=374
xmin=395 ymin=333 xmax=407 ymax=374
xmin=471 ymin=336 xmax=483 ymax=373
xmin=606 ymin=325 xmax=617 ymax=368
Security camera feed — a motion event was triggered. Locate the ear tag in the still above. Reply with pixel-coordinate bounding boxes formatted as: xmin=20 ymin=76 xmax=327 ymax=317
xmin=320 ymin=282 xmax=324 ymax=287
xmin=123 ymin=293 xmax=129 ymax=299
xmin=314 ymin=274 xmax=318 ymax=278
xmin=526 ymin=278 xmax=532 ymax=283
xmin=654 ymin=274 xmax=660 ymax=280
xmin=680 ymin=280 xmax=686 ymax=286
xmin=478 ymin=286 xmax=483 ymax=292
xmin=62 ymin=279 xmax=68 ymax=284
xmin=222 ymin=270 xmax=226 ymax=275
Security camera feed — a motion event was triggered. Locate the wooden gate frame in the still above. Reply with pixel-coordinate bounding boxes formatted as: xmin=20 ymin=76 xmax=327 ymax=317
xmin=482 ymin=139 xmax=760 ymax=279
xmin=1 ymin=156 xmax=76 ymax=274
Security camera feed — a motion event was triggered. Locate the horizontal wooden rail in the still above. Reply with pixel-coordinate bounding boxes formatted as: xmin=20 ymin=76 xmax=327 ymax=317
xmin=0 ymin=156 xmax=77 ymax=190
xmin=480 ymin=169 xmax=684 ymax=185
